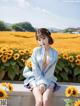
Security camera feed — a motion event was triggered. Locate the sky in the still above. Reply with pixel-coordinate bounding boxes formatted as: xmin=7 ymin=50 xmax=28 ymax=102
xmin=0 ymin=0 xmax=80 ymax=29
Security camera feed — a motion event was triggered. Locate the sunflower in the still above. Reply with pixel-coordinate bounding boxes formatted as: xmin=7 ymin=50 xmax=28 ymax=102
xmin=7 ymin=83 xmax=13 ymax=92
xmin=71 ymin=86 xmax=78 ymax=97
xmin=0 ymin=89 xmax=8 ymax=99
xmin=76 ymin=55 xmax=80 ymax=60
xmin=7 ymin=49 xmax=13 ymax=56
xmin=74 ymin=100 xmax=80 ymax=106
xmin=75 ymin=59 xmax=80 ymax=65
xmin=1 ymin=55 xmax=8 ymax=63
xmin=25 ymin=60 xmax=32 ymax=68
xmin=1 ymin=82 xmax=7 ymax=87
xmin=1 ymin=47 xmax=8 ymax=53
xmin=65 ymin=86 xmax=78 ymax=97
xmin=7 ymin=54 xmax=12 ymax=59
xmin=0 ymin=50 xmax=3 ymax=57
xmin=28 ymin=48 xmax=32 ymax=55
xmin=24 ymin=49 xmax=29 ymax=55
xmin=68 ymin=56 xmax=74 ymax=63
xmin=13 ymin=53 xmax=20 ymax=60
xmin=62 ymin=53 xmax=68 ymax=60
xmin=65 ymin=86 xmax=73 ymax=97
xmin=19 ymin=50 xmax=26 ymax=55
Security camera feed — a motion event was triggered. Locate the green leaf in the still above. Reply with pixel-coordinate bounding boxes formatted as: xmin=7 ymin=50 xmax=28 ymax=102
xmin=10 ymin=61 xmax=16 ymax=66
xmin=17 ymin=61 xmax=24 ymax=67
xmin=14 ymin=65 xmax=20 ymax=75
xmin=3 ymin=62 xmax=10 ymax=67
xmin=56 ymin=64 xmax=63 ymax=71
xmin=8 ymin=69 xmax=16 ymax=80
xmin=60 ymin=72 xmax=68 ymax=81
xmin=74 ymin=67 xmax=80 ymax=76
xmin=0 ymin=70 xmax=5 ymax=80
xmin=63 ymin=67 xmax=71 ymax=73
xmin=19 ymin=74 xmax=24 ymax=81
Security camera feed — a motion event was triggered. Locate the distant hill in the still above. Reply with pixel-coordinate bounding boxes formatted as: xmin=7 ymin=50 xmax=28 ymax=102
xmin=0 ymin=20 xmax=80 ymax=33
xmin=63 ymin=27 xmax=80 ymax=33
xmin=0 ymin=21 xmax=35 ymax=32
xmin=48 ymin=27 xmax=61 ymax=33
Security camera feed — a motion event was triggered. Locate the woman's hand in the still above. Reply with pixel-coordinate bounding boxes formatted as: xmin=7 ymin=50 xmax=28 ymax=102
xmin=38 ymin=84 xmax=46 ymax=94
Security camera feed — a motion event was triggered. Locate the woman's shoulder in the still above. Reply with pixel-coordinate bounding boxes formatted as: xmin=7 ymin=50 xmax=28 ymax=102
xmin=50 ymin=47 xmax=58 ymax=55
xmin=50 ymin=48 xmax=58 ymax=61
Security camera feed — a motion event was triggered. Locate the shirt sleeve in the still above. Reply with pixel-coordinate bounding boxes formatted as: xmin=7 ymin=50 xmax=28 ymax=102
xmin=23 ymin=66 xmax=36 ymax=87
xmin=31 ymin=48 xmax=49 ymax=86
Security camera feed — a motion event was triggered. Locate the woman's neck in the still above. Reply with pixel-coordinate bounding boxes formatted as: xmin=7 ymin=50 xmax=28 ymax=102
xmin=45 ymin=45 xmax=50 ymax=51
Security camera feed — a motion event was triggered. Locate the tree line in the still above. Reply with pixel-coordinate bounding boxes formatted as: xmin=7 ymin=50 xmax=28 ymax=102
xmin=0 ymin=20 xmax=35 ymax=32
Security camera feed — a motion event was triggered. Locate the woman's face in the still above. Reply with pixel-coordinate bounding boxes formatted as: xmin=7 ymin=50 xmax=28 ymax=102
xmin=37 ymin=35 xmax=49 ymax=48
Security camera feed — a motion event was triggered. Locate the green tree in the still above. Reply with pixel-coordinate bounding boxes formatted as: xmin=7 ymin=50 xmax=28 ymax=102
xmin=12 ymin=22 xmax=35 ymax=32
xmin=0 ymin=20 xmax=6 ymax=31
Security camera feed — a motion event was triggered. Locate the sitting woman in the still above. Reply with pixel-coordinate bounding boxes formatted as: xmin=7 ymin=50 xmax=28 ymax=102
xmin=23 ymin=28 xmax=60 ymax=106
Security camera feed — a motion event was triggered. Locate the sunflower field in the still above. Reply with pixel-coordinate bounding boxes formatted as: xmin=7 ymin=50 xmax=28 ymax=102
xmin=0 ymin=47 xmax=31 ymax=81
xmin=0 ymin=32 xmax=80 ymax=82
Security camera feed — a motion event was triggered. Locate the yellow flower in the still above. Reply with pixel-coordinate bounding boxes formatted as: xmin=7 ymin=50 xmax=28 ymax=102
xmin=74 ymin=100 xmax=80 ymax=106
xmin=24 ymin=49 xmax=29 ymax=55
xmin=0 ymin=89 xmax=8 ymax=99
xmin=19 ymin=50 xmax=26 ymax=55
xmin=13 ymin=53 xmax=20 ymax=60
xmin=25 ymin=59 xmax=32 ymax=68
xmin=76 ymin=55 xmax=80 ymax=60
xmin=75 ymin=59 xmax=80 ymax=65
xmin=65 ymin=86 xmax=73 ymax=97
xmin=1 ymin=55 xmax=8 ymax=63
xmin=7 ymin=54 xmax=12 ymax=59
xmin=7 ymin=49 xmax=13 ymax=56
xmin=28 ymin=48 xmax=32 ymax=55
xmin=62 ymin=53 xmax=68 ymax=60
xmin=68 ymin=56 xmax=74 ymax=62
xmin=7 ymin=83 xmax=13 ymax=92
xmin=0 ymin=50 xmax=3 ymax=57
xmin=1 ymin=47 xmax=8 ymax=53
xmin=1 ymin=82 xmax=13 ymax=92
xmin=1 ymin=82 xmax=7 ymax=87
xmin=72 ymin=86 xmax=78 ymax=97
xmin=65 ymin=86 xmax=78 ymax=97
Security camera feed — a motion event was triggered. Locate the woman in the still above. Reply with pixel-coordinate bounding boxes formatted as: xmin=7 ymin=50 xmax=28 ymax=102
xmin=23 ymin=28 xmax=60 ymax=106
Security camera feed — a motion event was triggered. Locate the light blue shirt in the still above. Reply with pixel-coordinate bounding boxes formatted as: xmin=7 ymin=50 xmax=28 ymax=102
xmin=23 ymin=47 xmax=58 ymax=88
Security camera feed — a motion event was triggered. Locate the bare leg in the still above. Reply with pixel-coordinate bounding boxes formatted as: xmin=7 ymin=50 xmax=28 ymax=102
xmin=43 ymin=88 xmax=54 ymax=106
xmin=32 ymin=87 xmax=43 ymax=106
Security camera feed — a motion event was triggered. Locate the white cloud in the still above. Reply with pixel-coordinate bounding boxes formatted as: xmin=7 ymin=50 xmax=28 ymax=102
xmin=1 ymin=0 xmax=9 ymax=2
xmin=42 ymin=9 xmax=50 ymax=14
xmin=0 ymin=0 xmax=31 ymax=8
xmin=15 ymin=0 xmax=30 ymax=7
xmin=34 ymin=6 xmax=51 ymax=15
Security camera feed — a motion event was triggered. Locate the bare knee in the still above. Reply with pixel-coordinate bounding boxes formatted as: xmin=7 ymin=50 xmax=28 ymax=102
xmin=36 ymin=98 xmax=43 ymax=106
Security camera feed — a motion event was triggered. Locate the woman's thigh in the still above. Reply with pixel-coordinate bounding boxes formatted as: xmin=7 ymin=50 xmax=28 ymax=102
xmin=43 ymin=88 xmax=54 ymax=106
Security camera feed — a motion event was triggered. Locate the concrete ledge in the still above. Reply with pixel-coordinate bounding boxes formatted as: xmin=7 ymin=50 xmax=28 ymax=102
xmin=6 ymin=82 xmax=80 ymax=106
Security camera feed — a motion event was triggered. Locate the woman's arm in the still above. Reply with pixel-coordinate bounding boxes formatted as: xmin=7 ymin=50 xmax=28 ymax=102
xmin=23 ymin=66 xmax=36 ymax=88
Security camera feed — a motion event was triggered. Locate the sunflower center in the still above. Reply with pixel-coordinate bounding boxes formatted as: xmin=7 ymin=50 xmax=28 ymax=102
xmin=68 ymin=89 xmax=71 ymax=94
xmin=0 ymin=92 xmax=4 ymax=97
xmin=9 ymin=86 xmax=11 ymax=90
xmin=73 ymin=90 xmax=76 ymax=95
